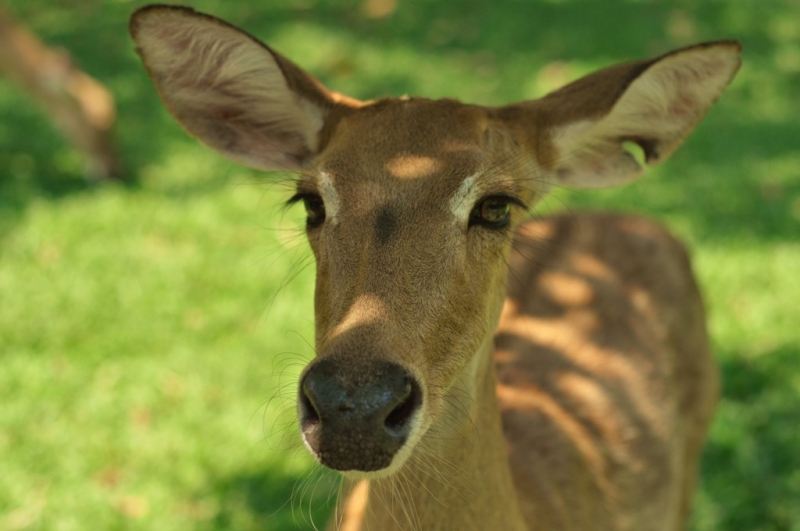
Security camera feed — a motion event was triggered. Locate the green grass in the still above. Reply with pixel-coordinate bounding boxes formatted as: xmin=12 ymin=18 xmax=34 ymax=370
xmin=1 ymin=0 xmax=799 ymax=529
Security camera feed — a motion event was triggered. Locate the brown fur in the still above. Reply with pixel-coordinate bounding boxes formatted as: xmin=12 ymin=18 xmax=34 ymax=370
xmin=497 ymin=213 xmax=717 ymax=531
xmin=130 ymin=7 xmax=740 ymax=530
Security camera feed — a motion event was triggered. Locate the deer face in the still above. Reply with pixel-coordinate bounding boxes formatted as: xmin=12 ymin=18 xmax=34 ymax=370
xmin=296 ymin=100 xmax=536 ymax=473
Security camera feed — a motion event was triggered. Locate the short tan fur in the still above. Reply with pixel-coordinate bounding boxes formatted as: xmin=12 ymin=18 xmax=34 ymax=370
xmin=130 ymin=6 xmax=740 ymax=530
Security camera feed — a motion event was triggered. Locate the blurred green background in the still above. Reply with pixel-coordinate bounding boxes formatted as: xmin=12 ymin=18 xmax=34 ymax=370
xmin=1 ymin=0 xmax=798 ymax=529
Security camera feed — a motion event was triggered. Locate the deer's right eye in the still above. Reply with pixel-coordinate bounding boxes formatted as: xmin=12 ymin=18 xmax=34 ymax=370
xmin=302 ymin=194 xmax=326 ymax=228
xmin=288 ymin=192 xmax=326 ymax=229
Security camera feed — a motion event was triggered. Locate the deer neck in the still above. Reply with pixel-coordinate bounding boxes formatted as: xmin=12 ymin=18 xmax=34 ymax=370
xmin=339 ymin=336 xmax=527 ymax=531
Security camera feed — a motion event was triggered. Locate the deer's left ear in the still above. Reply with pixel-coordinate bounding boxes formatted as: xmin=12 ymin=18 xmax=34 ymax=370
xmin=505 ymin=41 xmax=741 ymax=189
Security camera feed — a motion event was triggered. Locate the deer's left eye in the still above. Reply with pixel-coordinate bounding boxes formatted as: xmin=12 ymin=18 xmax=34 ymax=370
xmin=469 ymin=196 xmax=512 ymax=229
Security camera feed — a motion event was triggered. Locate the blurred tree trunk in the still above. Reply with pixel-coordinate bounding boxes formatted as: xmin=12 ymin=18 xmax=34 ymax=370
xmin=0 ymin=6 xmax=119 ymax=179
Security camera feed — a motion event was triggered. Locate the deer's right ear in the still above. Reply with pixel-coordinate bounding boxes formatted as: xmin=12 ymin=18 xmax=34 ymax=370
xmin=130 ymin=5 xmax=359 ymax=171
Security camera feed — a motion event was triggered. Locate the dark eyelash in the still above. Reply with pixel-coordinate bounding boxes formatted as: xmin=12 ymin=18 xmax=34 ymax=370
xmin=285 ymin=191 xmax=320 ymax=206
xmin=285 ymin=192 xmax=527 ymax=212
xmin=482 ymin=194 xmax=529 ymax=211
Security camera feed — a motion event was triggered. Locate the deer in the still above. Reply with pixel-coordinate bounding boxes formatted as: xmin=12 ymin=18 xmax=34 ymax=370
xmin=130 ymin=5 xmax=741 ymax=530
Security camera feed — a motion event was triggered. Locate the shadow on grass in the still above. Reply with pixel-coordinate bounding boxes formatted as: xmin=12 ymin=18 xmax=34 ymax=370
xmin=657 ymin=119 xmax=800 ymax=244
xmin=698 ymin=343 xmax=800 ymax=530
xmin=205 ymin=462 xmax=338 ymax=531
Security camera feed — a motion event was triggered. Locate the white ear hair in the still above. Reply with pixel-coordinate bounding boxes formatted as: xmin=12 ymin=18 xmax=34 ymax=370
xmin=130 ymin=6 xmax=332 ymax=171
xmin=547 ymin=41 xmax=741 ymax=188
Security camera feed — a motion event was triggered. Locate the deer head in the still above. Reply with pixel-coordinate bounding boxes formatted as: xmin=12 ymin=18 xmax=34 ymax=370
xmin=130 ymin=5 xmax=740 ymax=477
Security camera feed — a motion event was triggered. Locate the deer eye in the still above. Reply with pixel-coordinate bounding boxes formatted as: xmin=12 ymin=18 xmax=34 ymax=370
xmin=288 ymin=192 xmax=326 ymax=229
xmin=303 ymin=194 xmax=326 ymax=228
xmin=469 ymin=196 xmax=512 ymax=229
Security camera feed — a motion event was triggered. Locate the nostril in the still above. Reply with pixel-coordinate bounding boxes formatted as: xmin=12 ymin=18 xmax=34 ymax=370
xmin=300 ymin=382 xmax=320 ymax=425
xmin=384 ymin=378 xmax=420 ymax=434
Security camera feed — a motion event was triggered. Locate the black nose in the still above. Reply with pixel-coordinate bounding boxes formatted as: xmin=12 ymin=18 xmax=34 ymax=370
xmin=298 ymin=358 xmax=421 ymax=471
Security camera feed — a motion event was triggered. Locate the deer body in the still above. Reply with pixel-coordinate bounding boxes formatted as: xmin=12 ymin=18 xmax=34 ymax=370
xmin=130 ymin=7 xmax=739 ymax=530
xmin=498 ymin=214 xmax=716 ymax=531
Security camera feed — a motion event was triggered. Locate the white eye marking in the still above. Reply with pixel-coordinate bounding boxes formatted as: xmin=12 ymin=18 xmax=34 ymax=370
xmin=318 ymin=171 xmax=340 ymax=225
xmin=449 ymin=174 xmax=480 ymax=224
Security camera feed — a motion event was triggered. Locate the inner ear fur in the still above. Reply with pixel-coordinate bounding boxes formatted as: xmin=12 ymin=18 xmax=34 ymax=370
xmin=130 ymin=5 xmax=361 ymax=171
xmin=499 ymin=41 xmax=741 ymax=189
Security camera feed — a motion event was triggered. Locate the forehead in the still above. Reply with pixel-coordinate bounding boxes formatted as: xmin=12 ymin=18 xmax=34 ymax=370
xmin=314 ymin=98 xmax=491 ymax=202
